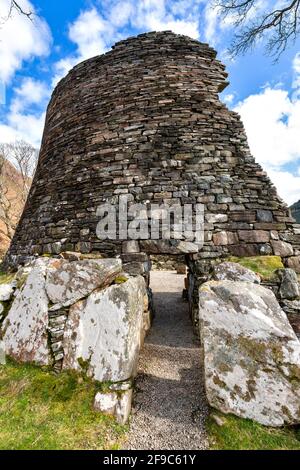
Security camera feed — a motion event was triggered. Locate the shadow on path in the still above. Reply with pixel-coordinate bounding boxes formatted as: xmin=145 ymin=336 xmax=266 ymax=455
xmin=123 ymin=271 xmax=209 ymax=450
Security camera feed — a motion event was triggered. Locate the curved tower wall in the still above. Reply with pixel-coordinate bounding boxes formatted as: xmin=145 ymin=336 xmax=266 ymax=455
xmin=5 ymin=31 xmax=300 ymax=270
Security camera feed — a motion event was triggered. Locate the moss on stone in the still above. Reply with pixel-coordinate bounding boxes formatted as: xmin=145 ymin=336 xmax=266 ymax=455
xmin=228 ymin=256 xmax=284 ymax=280
xmin=114 ymin=275 xmax=129 ymax=284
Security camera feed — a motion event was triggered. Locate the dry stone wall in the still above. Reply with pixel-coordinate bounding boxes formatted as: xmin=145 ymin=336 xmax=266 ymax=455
xmin=4 ymin=31 xmax=300 ymax=272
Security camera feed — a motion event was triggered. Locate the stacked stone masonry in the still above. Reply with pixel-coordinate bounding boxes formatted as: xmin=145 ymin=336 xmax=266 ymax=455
xmin=4 ymin=31 xmax=300 ymax=273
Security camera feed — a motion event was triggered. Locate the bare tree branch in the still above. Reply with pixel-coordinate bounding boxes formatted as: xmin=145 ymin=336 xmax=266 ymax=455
xmin=0 ymin=141 xmax=38 ymax=243
xmin=214 ymin=0 xmax=300 ymax=60
xmin=1 ymin=1 xmax=34 ymax=24
xmin=9 ymin=1 xmax=33 ymax=19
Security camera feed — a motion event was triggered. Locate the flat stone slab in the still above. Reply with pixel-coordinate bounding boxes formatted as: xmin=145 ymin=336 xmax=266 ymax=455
xmin=2 ymin=259 xmax=50 ymax=365
xmin=213 ymin=262 xmax=261 ymax=283
xmin=199 ymin=280 xmax=300 ymax=427
xmin=62 ymin=276 xmax=146 ymax=382
xmin=45 ymin=258 xmax=122 ymax=309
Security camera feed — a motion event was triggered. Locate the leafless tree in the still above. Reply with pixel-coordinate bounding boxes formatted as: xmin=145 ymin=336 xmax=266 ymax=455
xmin=7 ymin=1 xmax=33 ymax=19
xmin=214 ymin=0 xmax=300 ymax=59
xmin=1 ymin=1 xmax=33 ymax=25
xmin=5 ymin=140 xmax=38 ymax=203
xmin=0 ymin=141 xmax=38 ymax=242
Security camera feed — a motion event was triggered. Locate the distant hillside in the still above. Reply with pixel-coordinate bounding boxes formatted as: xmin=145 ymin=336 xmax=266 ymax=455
xmin=290 ymin=200 xmax=300 ymax=223
xmin=0 ymin=159 xmax=29 ymax=257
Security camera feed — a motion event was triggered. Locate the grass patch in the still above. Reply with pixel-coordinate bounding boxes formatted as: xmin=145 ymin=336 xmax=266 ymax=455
xmin=0 ymin=271 xmax=15 ymax=285
xmin=0 ymin=360 xmax=127 ymax=450
xmin=208 ymin=412 xmax=300 ymax=450
xmin=228 ymin=256 xmax=284 ymax=280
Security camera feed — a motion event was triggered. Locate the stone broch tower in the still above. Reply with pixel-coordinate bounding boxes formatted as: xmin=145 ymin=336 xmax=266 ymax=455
xmin=5 ymin=32 xmax=300 ymax=283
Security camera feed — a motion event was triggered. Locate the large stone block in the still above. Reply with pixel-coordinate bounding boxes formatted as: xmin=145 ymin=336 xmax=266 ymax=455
xmin=278 ymin=268 xmax=299 ymax=300
xmin=212 ymin=231 xmax=238 ymax=246
xmin=286 ymin=256 xmax=300 ymax=273
xmin=271 ymin=240 xmax=294 ymax=257
xmin=45 ymin=258 xmax=122 ymax=310
xmin=63 ymin=276 xmax=146 ymax=382
xmin=238 ymin=230 xmax=270 ymax=243
xmin=2 ymin=259 xmax=50 ymax=365
xmin=199 ymin=280 xmax=300 ymax=426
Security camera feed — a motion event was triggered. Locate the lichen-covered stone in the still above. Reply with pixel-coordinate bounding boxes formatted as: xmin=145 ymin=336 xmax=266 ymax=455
xmin=287 ymin=256 xmax=300 ymax=273
xmin=62 ymin=276 xmax=146 ymax=382
xmin=278 ymin=268 xmax=299 ymax=300
xmin=0 ymin=282 xmax=16 ymax=301
xmin=271 ymin=240 xmax=294 ymax=257
xmin=2 ymin=259 xmax=50 ymax=365
xmin=45 ymin=258 xmax=122 ymax=310
xmin=93 ymin=389 xmax=133 ymax=424
xmin=199 ymin=280 xmax=300 ymax=426
xmin=0 ymin=340 xmax=5 ymax=364
xmin=213 ymin=262 xmax=261 ymax=283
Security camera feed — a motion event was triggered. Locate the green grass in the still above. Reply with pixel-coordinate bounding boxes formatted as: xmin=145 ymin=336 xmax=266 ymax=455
xmin=208 ymin=412 xmax=300 ymax=450
xmin=228 ymin=255 xmax=284 ymax=280
xmin=0 ymin=360 xmax=127 ymax=450
xmin=0 ymin=271 xmax=15 ymax=285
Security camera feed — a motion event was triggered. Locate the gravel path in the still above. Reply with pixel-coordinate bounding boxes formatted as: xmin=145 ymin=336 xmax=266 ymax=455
xmin=123 ymin=271 xmax=209 ymax=450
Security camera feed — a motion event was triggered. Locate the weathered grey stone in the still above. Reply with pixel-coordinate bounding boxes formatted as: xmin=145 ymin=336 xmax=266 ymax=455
xmin=46 ymin=258 xmax=122 ymax=310
xmin=0 ymin=340 xmax=5 ymax=364
xmin=60 ymin=251 xmax=82 ymax=261
xmin=278 ymin=269 xmax=299 ymax=300
xmin=2 ymin=259 xmax=50 ymax=365
xmin=257 ymin=209 xmax=273 ymax=223
xmin=281 ymin=299 xmax=300 ymax=314
xmin=93 ymin=389 xmax=133 ymax=424
xmin=122 ymin=241 xmax=140 ymax=253
xmin=213 ymin=262 xmax=261 ymax=284
xmin=140 ymin=240 xmax=201 ymax=254
xmin=238 ymin=230 xmax=270 ymax=243
xmin=271 ymin=240 xmax=294 ymax=257
xmin=63 ymin=276 xmax=146 ymax=382
xmin=212 ymin=231 xmax=238 ymax=246
xmin=205 ymin=213 xmax=228 ymax=224
xmin=199 ymin=280 xmax=300 ymax=426
xmin=286 ymin=256 xmax=300 ymax=274
xmin=0 ymin=282 xmax=16 ymax=301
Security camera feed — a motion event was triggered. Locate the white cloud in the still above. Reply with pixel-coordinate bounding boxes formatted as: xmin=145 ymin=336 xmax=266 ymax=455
xmin=224 ymin=93 xmax=235 ymax=105
xmin=10 ymin=77 xmax=50 ymax=113
xmin=204 ymin=4 xmax=219 ymax=45
xmin=0 ymin=0 xmax=52 ymax=83
xmin=0 ymin=110 xmax=45 ymax=148
xmin=268 ymin=170 xmax=300 ymax=205
xmin=234 ymin=52 xmax=300 ymax=204
xmin=292 ymin=52 xmax=300 ymax=99
xmin=131 ymin=0 xmax=199 ymax=38
xmin=235 ymin=87 xmax=300 ymax=168
xmin=52 ymin=1 xmax=201 ymax=85
xmin=68 ymin=8 xmax=114 ymax=59
xmin=0 ymin=75 xmax=50 ymax=147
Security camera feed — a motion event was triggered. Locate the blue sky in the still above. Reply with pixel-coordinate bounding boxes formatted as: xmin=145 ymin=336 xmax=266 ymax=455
xmin=0 ymin=0 xmax=300 ymax=204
